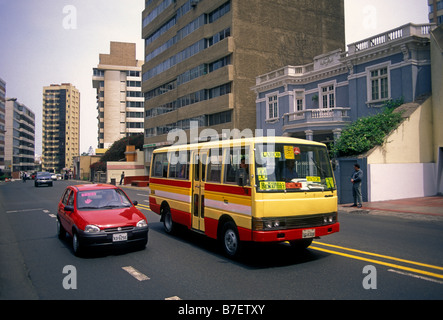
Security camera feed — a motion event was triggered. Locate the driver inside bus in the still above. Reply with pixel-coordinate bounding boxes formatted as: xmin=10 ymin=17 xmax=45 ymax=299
xmin=236 ymin=156 xmax=249 ymax=186
xmin=283 ymin=159 xmax=298 ymax=181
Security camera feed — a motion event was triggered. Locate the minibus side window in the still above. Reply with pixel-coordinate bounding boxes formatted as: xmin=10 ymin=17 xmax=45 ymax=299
xmin=152 ymin=152 xmax=168 ymax=178
xmin=207 ymin=148 xmax=222 ymax=183
xmin=224 ymin=147 xmax=250 ymax=186
xmin=168 ymin=150 xmax=190 ymax=180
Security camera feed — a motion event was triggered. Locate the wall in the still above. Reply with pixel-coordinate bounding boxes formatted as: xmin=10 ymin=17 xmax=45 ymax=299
xmin=367 ymin=98 xmax=434 ymax=164
xmin=368 ymin=163 xmax=436 ymax=201
xmin=106 ymin=150 xmax=147 ymax=184
xmin=366 ymin=97 xmax=437 ymax=201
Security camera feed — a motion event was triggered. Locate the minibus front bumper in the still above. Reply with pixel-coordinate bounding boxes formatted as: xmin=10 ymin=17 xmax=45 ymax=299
xmin=252 ymin=222 xmax=340 ymax=242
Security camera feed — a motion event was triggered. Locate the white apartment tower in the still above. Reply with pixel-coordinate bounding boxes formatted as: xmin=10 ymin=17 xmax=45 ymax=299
xmin=92 ymin=42 xmax=144 ymax=150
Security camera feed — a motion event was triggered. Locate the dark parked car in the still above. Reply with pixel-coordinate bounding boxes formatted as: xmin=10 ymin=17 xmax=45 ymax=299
xmin=34 ymin=172 xmax=53 ymax=187
xmin=57 ymin=184 xmax=149 ymax=256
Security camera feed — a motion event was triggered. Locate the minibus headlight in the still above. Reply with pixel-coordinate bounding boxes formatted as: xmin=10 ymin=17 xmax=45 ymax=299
xmin=253 ymin=218 xmax=284 ymax=231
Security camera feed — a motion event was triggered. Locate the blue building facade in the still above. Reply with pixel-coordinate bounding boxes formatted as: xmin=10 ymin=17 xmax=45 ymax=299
xmin=252 ymin=23 xmax=434 ymax=144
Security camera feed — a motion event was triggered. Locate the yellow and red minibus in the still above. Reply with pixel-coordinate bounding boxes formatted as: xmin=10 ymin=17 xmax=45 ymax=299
xmin=149 ymin=137 xmax=339 ymax=257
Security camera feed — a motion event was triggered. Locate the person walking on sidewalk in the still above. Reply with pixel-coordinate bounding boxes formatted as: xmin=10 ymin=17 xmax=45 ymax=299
xmin=120 ymin=171 xmax=125 ymax=185
xmin=351 ymin=164 xmax=363 ymax=208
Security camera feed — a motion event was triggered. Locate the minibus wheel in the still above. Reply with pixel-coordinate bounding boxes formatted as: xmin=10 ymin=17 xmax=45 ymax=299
xmin=221 ymin=221 xmax=240 ymax=258
xmin=162 ymin=206 xmax=175 ymax=234
xmin=289 ymin=238 xmax=313 ymax=250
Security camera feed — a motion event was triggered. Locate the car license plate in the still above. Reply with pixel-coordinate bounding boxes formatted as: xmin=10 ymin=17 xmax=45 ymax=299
xmin=302 ymin=229 xmax=315 ymax=238
xmin=113 ymin=233 xmax=127 ymax=242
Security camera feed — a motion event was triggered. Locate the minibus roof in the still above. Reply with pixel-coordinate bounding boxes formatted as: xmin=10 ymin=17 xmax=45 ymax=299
xmin=152 ymin=136 xmax=326 ymax=153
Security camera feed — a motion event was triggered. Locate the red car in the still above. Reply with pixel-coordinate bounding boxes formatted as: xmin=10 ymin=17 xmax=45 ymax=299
xmin=57 ymin=184 xmax=149 ymax=256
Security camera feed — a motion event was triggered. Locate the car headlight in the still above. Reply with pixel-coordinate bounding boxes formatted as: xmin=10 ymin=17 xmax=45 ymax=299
xmin=84 ymin=225 xmax=100 ymax=233
xmin=136 ymin=219 xmax=148 ymax=228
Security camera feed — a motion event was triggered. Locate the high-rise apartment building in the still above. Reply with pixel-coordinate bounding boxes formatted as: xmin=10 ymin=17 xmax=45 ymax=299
xmin=429 ymin=0 xmax=443 ymax=25
xmin=42 ymin=83 xmax=80 ymax=173
xmin=92 ymin=41 xmax=144 ymax=150
xmin=5 ymin=98 xmax=35 ymax=175
xmin=0 ymin=78 xmax=5 ymax=172
xmin=141 ymin=0 xmax=345 ymax=165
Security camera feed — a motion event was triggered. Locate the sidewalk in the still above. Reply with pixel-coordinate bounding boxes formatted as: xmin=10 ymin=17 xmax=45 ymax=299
xmin=339 ymin=196 xmax=443 ymax=217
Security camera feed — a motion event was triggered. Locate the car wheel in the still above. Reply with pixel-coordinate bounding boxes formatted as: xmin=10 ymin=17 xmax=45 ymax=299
xmin=56 ymin=217 xmax=66 ymax=239
xmin=72 ymin=232 xmax=82 ymax=256
xmin=221 ymin=221 xmax=241 ymax=258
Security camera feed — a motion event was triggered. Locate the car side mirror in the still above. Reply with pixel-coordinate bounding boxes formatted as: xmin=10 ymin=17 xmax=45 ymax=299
xmin=133 ymin=201 xmax=138 ymax=206
xmin=64 ymin=205 xmax=74 ymax=212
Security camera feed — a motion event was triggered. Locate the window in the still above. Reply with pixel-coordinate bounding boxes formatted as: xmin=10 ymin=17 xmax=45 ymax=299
xmin=223 ymin=147 xmax=250 ymax=185
xmin=368 ymin=65 xmax=389 ymax=102
xmin=267 ymin=94 xmax=278 ymax=120
xmin=321 ymin=85 xmax=335 ymax=108
xmin=152 ymin=153 xmax=168 ymax=178
xmin=169 ymin=150 xmax=190 ymax=180
xmin=207 ymin=148 xmax=223 ymax=183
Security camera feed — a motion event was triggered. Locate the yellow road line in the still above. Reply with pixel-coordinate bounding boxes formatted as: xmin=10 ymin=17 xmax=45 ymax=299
xmin=312 ymin=241 xmax=443 ymax=272
xmin=310 ymin=245 xmax=443 ymax=280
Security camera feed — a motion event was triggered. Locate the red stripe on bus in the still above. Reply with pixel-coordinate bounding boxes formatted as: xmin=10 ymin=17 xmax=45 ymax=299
xmin=149 ymin=177 xmax=191 ymax=188
xmin=205 ymin=183 xmax=252 ymax=196
xmin=171 ymin=208 xmax=191 ymax=229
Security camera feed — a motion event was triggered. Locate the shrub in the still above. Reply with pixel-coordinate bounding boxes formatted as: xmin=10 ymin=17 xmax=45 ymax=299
xmin=332 ymin=99 xmax=404 ymax=157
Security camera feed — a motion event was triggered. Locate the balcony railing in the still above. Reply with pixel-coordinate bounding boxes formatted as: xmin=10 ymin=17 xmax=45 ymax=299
xmin=282 ymin=107 xmax=351 ymax=126
xmin=347 ymin=23 xmax=435 ymax=55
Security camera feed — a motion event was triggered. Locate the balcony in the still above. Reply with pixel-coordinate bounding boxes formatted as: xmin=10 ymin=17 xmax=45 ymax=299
xmin=282 ymin=107 xmax=351 ymax=132
xmin=347 ymin=23 xmax=435 ymax=55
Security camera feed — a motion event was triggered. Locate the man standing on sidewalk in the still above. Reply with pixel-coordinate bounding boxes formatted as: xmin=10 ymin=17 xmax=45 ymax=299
xmin=351 ymin=164 xmax=363 ymax=208
xmin=120 ymin=171 xmax=125 ymax=185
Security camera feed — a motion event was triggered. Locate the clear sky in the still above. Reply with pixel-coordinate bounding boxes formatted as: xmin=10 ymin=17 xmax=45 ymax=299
xmin=0 ymin=0 xmax=429 ymax=155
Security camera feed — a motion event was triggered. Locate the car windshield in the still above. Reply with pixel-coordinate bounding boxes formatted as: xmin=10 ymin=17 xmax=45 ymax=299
xmin=38 ymin=172 xmax=51 ymax=178
xmin=255 ymin=143 xmax=335 ymax=192
xmin=77 ymin=189 xmax=132 ymax=210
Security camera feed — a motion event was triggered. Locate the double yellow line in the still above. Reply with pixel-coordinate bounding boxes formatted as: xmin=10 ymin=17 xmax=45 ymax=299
xmin=310 ymin=241 xmax=443 ymax=281
xmin=136 ymin=203 xmax=151 ymax=211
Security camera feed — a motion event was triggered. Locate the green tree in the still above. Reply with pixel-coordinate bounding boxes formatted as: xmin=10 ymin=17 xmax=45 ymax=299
xmin=90 ymin=134 xmax=144 ymax=172
xmin=100 ymin=134 xmax=144 ymax=162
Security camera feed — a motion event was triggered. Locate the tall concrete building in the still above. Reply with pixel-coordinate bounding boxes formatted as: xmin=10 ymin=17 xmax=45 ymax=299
xmin=428 ymin=0 xmax=443 ymax=25
xmin=92 ymin=42 xmax=144 ymax=150
xmin=5 ymin=98 xmax=35 ymax=176
xmin=42 ymin=83 xmax=80 ymax=173
xmin=0 ymin=78 xmax=5 ymax=172
xmin=141 ymin=0 xmax=345 ymax=165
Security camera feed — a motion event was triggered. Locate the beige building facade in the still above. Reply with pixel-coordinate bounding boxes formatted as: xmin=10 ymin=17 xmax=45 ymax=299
xmin=142 ymin=0 xmax=345 ymax=167
xmin=92 ymin=42 xmax=144 ymax=150
xmin=42 ymin=83 xmax=80 ymax=173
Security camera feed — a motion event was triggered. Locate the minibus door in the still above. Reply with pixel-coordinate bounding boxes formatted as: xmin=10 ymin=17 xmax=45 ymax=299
xmin=191 ymin=151 xmax=207 ymax=232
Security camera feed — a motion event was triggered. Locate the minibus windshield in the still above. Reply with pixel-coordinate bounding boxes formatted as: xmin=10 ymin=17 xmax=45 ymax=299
xmin=255 ymin=143 xmax=335 ymax=192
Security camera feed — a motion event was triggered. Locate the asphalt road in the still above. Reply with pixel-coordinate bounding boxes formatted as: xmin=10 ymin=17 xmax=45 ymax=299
xmin=1 ymin=179 xmax=443 ymax=303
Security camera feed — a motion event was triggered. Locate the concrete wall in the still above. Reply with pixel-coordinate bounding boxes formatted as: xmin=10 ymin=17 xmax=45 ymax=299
xmin=366 ymin=97 xmax=437 ymax=201
xmin=368 ymin=163 xmax=436 ymax=201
